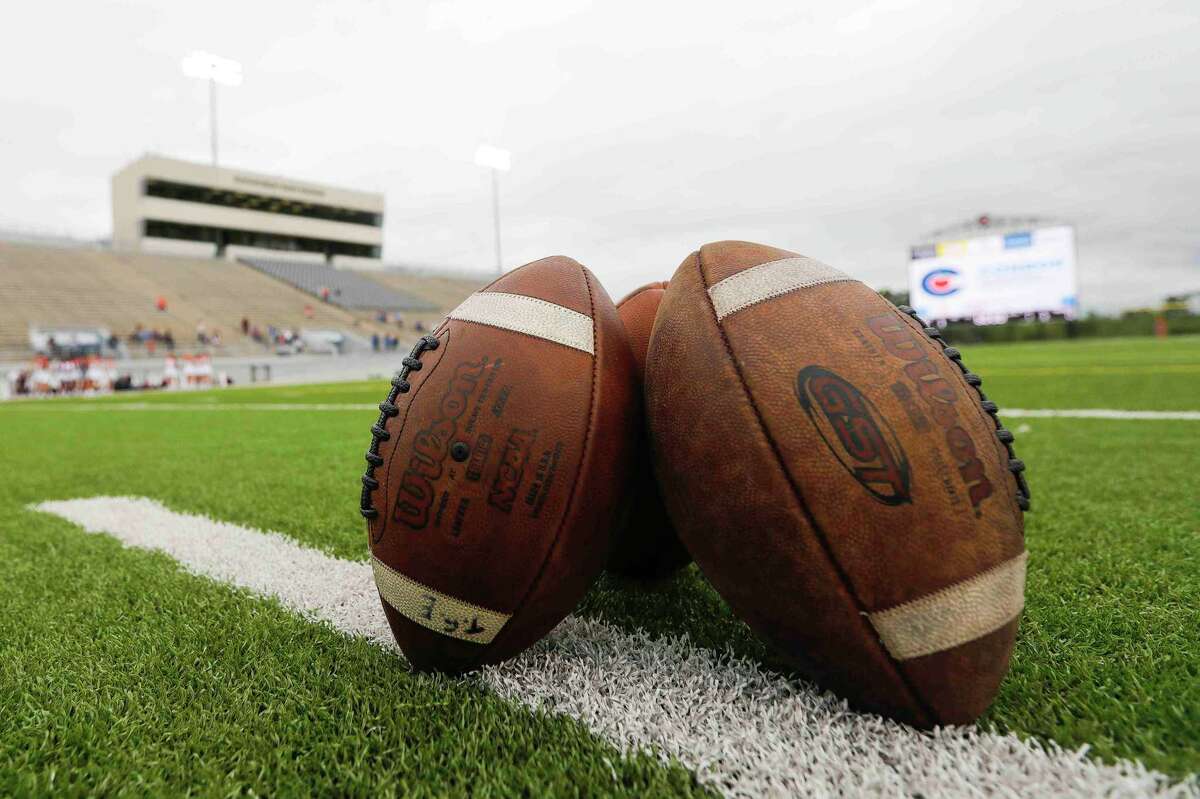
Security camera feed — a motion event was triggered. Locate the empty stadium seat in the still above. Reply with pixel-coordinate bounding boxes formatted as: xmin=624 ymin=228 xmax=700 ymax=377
xmin=0 ymin=242 xmax=375 ymax=357
xmin=239 ymin=257 xmax=438 ymax=312
xmin=353 ymin=269 xmax=487 ymax=313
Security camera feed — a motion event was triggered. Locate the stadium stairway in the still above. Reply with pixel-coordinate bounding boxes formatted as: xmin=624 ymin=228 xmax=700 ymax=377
xmin=0 ymin=242 xmax=381 ymax=357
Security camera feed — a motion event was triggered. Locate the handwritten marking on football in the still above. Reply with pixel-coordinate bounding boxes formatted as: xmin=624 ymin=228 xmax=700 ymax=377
xmin=31 ymin=496 xmax=1192 ymax=798
xmin=449 ymin=292 xmax=594 ymax=354
xmin=372 ymin=555 xmax=509 ymax=644
xmin=707 ymin=256 xmax=853 ymax=321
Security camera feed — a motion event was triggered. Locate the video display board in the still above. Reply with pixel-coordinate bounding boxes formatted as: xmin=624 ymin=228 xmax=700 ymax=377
xmin=908 ymin=226 xmax=1078 ymax=323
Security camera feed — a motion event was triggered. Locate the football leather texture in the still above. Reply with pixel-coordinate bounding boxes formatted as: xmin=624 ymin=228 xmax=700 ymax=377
xmin=362 ymin=255 xmax=638 ymax=673
xmin=606 ymin=282 xmax=692 ymax=579
xmin=645 ymin=241 xmax=1030 ymax=726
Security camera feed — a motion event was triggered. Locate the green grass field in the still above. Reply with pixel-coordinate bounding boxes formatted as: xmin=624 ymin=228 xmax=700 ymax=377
xmin=1 ymin=335 xmax=1197 ymax=795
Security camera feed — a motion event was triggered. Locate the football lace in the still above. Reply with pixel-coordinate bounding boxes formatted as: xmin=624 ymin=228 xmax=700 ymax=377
xmin=897 ymin=305 xmax=1031 ymax=512
xmin=359 ymin=334 xmax=441 ymax=520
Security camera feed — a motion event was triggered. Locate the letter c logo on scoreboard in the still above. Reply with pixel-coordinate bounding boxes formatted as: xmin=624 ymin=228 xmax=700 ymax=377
xmin=921 ymin=268 xmax=961 ymax=297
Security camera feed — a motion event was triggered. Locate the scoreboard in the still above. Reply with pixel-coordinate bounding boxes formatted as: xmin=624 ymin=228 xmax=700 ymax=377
xmin=908 ymin=225 xmax=1079 ymax=323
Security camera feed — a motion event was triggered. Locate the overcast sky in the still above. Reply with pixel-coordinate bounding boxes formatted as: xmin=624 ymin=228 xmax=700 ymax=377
xmin=2 ymin=0 xmax=1197 ymax=310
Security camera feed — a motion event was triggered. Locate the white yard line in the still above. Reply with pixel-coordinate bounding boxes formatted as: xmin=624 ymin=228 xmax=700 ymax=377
xmin=5 ymin=402 xmax=1200 ymax=420
xmin=31 ymin=496 xmax=1197 ymax=798
xmin=1004 ymin=408 xmax=1200 ymax=421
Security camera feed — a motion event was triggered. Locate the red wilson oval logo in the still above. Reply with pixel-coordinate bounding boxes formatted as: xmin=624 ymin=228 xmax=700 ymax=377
xmin=795 ymin=366 xmax=912 ymax=505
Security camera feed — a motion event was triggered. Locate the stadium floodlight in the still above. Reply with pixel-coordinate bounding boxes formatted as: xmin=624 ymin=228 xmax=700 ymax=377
xmin=475 ymin=144 xmax=512 ymax=273
xmin=181 ymin=51 xmax=243 ymax=167
xmin=474 ymin=145 xmax=512 ymax=172
xmin=181 ymin=51 xmax=243 ymax=86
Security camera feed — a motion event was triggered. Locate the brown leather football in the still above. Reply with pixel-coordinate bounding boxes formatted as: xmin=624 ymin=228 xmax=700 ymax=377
xmin=360 ymin=255 xmax=638 ymax=673
xmin=607 ymin=282 xmax=692 ymax=579
xmin=645 ymin=241 xmax=1030 ymax=727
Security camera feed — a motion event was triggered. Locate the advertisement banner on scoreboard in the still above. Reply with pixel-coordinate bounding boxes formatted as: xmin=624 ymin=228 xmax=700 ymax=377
xmin=908 ymin=225 xmax=1079 ymax=323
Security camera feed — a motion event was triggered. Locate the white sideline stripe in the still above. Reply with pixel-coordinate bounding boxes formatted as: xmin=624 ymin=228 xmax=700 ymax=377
xmin=1004 ymin=408 xmax=1200 ymax=421
xmin=449 ymin=291 xmax=594 ymax=354
xmin=708 ymin=256 xmax=853 ymax=320
xmin=870 ymin=552 xmax=1027 ymax=661
xmin=31 ymin=497 xmax=1195 ymax=798
xmin=0 ymin=402 xmax=378 ymax=412
xmin=7 ymin=403 xmax=1199 ymax=421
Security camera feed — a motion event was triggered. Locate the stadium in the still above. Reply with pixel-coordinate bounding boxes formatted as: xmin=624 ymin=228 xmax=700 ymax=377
xmin=2 ymin=154 xmax=486 ymax=397
xmin=1 ymin=3 xmax=1197 ymax=797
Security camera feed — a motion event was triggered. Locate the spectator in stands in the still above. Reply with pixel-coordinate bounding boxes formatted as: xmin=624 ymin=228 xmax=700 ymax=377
xmin=197 ymin=355 xmax=214 ymax=386
xmin=163 ymin=329 xmax=175 ymax=351
xmin=371 ymin=333 xmax=381 ymax=352
xmin=82 ymin=358 xmax=98 ymax=392
xmin=196 ymin=321 xmax=208 ymax=346
xmin=414 ymin=321 xmax=425 ymax=333
xmin=376 ymin=310 xmax=387 ymax=323
xmin=241 ymin=317 xmax=250 ymax=336
xmin=395 ymin=315 xmax=405 ymax=330
xmin=320 ymin=286 xmax=331 ymax=303
xmin=156 ymin=296 xmax=168 ymax=312
xmin=60 ymin=360 xmax=81 ymax=393
xmin=304 ymin=305 xmax=314 ymax=319
xmin=31 ymin=362 xmax=54 ymax=394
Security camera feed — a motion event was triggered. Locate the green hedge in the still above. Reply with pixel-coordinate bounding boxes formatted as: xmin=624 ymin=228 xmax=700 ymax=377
xmin=934 ymin=313 xmax=1200 ymax=344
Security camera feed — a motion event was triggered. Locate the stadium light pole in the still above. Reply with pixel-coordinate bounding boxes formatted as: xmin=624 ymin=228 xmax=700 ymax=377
xmin=181 ymin=51 xmax=243 ymax=167
xmin=474 ymin=145 xmax=511 ymax=273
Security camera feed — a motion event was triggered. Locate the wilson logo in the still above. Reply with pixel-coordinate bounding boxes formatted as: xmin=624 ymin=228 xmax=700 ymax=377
xmin=392 ymin=358 xmax=487 ymax=530
xmin=795 ymin=366 xmax=912 ymax=505
xmin=867 ymin=315 xmax=994 ymax=512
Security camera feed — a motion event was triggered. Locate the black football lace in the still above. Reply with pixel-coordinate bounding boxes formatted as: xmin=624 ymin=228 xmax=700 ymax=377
xmin=897 ymin=306 xmax=1031 ymax=512
xmin=359 ymin=334 xmax=441 ymax=520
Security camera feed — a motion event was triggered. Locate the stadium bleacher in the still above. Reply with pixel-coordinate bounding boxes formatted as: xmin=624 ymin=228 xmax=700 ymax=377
xmin=0 ymin=242 xmax=373 ymax=357
xmin=238 ymin=257 xmax=437 ymax=312
xmin=0 ymin=241 xmax=488 ymax=360
xmin=354 ymin=269 xmax=487 ymax=313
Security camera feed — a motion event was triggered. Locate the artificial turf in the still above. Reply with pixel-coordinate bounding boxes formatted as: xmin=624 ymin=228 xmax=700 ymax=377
xmin=0 ymin=413 xmax=709 ymax=798
xmin=961 ymin=334 xmax=1200 ymax=410
xmin=0 ymin=334 xmax=1196 ymax=792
